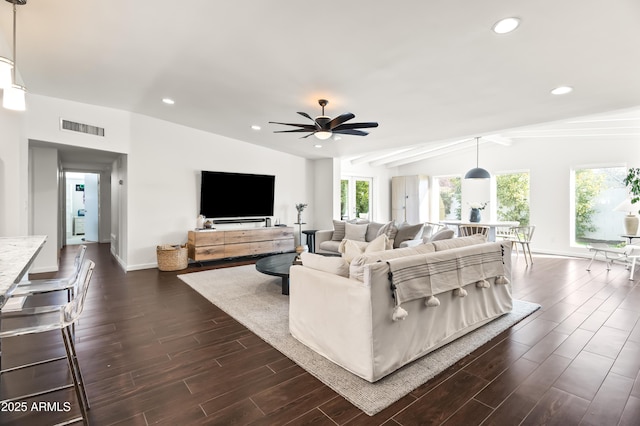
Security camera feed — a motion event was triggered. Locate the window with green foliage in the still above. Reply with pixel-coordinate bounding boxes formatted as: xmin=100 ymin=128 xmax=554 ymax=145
xmin=355 ymin=180 xmax=370 ymax=217
xmin=573 ymin=166 xmax=626 ymax=245
xmin=496 ymin=172 xmax=530 ymax=225
xmin=340 ymin=179 xmax=348 ymax=219
xmin=433 ymin=176 xmax=461 ymax=220
xmin=341 ymin=176 xmax=372 ymax=220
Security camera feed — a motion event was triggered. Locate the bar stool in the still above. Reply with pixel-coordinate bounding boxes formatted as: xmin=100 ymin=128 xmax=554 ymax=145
xmin=0 ymin=259 xmax=95 ymax=425
xmin=8 ymin=245 xmax=87 ymax=303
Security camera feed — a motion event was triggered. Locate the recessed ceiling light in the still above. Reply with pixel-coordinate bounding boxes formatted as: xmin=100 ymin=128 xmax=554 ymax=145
xmin=251 ymin=125 xmax=261 ymax=131
xmin=162 ymin=98 xmax=175 ymax=105
xmin=314 ymin=144 xmax=323 ymax=148
xmin=551 ymin=86 xmax=573 ymax=95
xmin=492 ymin=17 xmax=520 ymax=34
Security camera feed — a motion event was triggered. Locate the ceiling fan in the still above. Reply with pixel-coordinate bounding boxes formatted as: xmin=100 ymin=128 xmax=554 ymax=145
xmin=269 ymin=99 xmax=378 ymax=140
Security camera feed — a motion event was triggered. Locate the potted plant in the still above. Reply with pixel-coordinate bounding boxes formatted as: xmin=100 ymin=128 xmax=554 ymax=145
xmin=621 ymin=168 xmax=640 ymax=235
xmin=468 ymin=201 xmax=488 ymax=223
xmin=624 ymin=168 xmax=640 ymax=204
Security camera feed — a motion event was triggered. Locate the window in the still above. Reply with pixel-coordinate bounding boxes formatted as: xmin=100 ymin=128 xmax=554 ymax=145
xmin=341 ymin=176 xmax=372 ymax=220
xmin=572 ymin=166 xmax=626 ymax=245
xmin=433 ymin=176 xmax=461 ymax=220
xmin=496 ymin=172 xmax=530 ymax=225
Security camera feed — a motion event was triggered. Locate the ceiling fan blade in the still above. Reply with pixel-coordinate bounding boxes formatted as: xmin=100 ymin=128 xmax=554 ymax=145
xmin=274 ymin=128 xmax=317 ymax=133
xmin=269 ymin=121 xmax=315 ymax=129
xmin=333 ymin=129 xmax=369 ymax=136
xmin=300 ymin=132 xmax=316 ymax=138
xmin=328 ymin=112 xmax=355 ymax=129
xmin=332 ymin=122 xmax=379 ymax=131
xmin=297 ymin=112 xmax=315 ymax=121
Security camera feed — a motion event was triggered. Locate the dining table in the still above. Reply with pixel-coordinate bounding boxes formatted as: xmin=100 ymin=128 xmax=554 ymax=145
xmin=440 ymin=220 xmax=519 ymax=242
xmin=0 ymin=235 xmax=47 ymax=379
xmin=0 ymin=235 xmax=48 ymax=309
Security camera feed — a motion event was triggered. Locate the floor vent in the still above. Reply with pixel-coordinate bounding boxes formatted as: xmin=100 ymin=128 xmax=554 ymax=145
xmin=60 ymin=119 xmax=105 ymax=137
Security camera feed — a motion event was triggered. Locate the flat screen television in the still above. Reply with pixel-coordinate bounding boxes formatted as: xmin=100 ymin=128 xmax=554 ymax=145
xmin=200 ymin=171 xmax=275 ymax=218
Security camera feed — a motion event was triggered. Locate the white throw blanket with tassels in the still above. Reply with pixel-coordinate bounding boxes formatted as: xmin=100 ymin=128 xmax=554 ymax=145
xmin=387 ymin=242 xmax=508 ymax=320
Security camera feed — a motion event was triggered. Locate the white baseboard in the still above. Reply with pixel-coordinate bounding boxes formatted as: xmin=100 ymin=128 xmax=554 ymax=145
xmin=127 ymin=262 xmax=157 ymax=271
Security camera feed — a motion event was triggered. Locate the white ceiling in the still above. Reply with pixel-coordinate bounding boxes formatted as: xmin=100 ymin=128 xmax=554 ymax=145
xmin=2 ymin=0 xmax=639 ymax=165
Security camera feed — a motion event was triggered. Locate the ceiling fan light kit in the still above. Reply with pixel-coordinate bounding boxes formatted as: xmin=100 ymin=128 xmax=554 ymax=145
xmin=464 ymin=137 xmax=491 ymax=179
xmin=2 ymin=0 xmax=27 ymax=111
xmin=270 ymin=99 xmax=378 ymax=140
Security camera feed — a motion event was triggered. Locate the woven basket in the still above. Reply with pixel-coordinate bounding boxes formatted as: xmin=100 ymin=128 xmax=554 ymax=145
xmin=156 ymin=244 xmax=188 ymax=271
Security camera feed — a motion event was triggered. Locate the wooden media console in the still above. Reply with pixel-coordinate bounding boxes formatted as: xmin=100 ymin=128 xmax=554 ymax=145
xmin=187 ymin=227 xmax=295 ymax=261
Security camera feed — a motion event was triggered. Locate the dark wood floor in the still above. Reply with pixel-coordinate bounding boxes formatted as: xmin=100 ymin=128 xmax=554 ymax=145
xmin=1 ymin=243 xmax=640 ymax=425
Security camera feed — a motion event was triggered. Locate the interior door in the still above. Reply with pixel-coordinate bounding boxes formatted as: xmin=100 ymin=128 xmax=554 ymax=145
xmin=84 ymin=173 xmax=100 ymax=242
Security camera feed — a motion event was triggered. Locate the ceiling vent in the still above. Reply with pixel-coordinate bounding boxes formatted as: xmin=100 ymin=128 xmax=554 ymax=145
xmin=60 ymin=119 xmax=105 ymax=137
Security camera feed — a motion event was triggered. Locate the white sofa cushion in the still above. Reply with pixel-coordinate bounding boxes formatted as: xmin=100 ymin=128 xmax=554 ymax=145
xmin=300 ymin=252 xmax=349 ymax=277
xmin=318 ymin=240 xmax=341 ymax=253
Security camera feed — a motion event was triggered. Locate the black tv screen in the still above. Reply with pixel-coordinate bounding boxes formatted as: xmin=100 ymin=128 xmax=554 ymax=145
xmin=200 ymin=171 xmax=275 ymax=218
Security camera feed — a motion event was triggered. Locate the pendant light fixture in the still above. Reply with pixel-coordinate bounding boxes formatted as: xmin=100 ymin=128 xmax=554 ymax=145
xmin=464 ymin=137 xmax=491 ymax=179
xmin=2 ymin=0 xmax=26 ymax=111
xmin=0 ymin=56 xmax=12 ymax=89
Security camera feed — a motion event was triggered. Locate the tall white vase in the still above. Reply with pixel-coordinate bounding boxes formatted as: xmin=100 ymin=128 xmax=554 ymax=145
xmin=624 ymin=215 xmax=639 ymax=235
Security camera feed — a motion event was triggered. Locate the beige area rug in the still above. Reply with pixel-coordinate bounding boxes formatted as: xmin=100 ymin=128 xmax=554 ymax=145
xmin=178 ymin=265 xmax=540 ymax=416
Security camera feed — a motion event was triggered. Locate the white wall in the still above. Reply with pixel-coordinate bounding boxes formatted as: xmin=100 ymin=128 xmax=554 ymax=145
xmin=126 ymin=114 xmax=313 ymax=268
xmin=29 ymin=146 xmax=59 ymax=272
xmin=398 ymin=137 xmax=640 ymax=256
xmin=0 ymin=108 xmax=28 ymax=236
xmin=111 ymin=155 xmax=128 ymax=269
xmin=313 ymin=158 xmax=340 ymax=231
xmin=1 ymin=94 xmax=319 ymax=271
xmin=341 ymin=159 xmax=398 ymax=223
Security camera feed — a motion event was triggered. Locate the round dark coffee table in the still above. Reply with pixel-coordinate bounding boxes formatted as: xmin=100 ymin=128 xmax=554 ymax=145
xmin=255 ymin=252 xmax=299 ymax=295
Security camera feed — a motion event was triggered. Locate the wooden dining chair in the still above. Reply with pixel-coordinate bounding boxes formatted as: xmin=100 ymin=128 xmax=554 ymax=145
xmin=458 ymin=224 xmax=490 ymax=238
xmin=511 ymin=225 xmax=535 ymax=265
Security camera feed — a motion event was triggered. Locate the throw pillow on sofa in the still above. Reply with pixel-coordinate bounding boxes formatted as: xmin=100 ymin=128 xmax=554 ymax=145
xmin=339 ymin=234 xmax=392 ymax=263
xmin=427 ymin=228 xmax=455 ymax=242
xmin=376 ymin=221 xmax=398 ymax=241
xmin=331 ymin=220 xmax=346 ymax=241
xmin=393 ymin=222 xmax=424 ymax=248
xmin=345 ymin=222 xmax=368 ymax=242
xmin=331 ymin=219 xmax=370 ymax=241
xmin=300 ymin=252 xmax=349 ymax=277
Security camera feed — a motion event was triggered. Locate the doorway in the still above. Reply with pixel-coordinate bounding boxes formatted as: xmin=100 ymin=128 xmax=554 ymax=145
xmin=65 ymin=171 xmax=99 ymax=245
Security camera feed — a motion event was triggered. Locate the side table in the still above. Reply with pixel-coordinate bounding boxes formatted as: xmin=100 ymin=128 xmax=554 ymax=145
xmin=302 ymin=229 xmax=318 ymax=253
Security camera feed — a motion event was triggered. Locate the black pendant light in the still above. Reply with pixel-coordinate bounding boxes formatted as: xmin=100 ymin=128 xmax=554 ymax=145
xmin=464 ymin=137 xmax=491 ymax=179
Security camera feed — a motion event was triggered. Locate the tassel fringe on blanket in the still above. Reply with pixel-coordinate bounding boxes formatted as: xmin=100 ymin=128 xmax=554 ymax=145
xmin=387 ymin=243 xmax=510 ymax=321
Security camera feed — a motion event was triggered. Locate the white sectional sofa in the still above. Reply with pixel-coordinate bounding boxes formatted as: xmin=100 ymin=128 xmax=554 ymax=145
xmin=289 ymin=235 xmax=513 ymax=382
